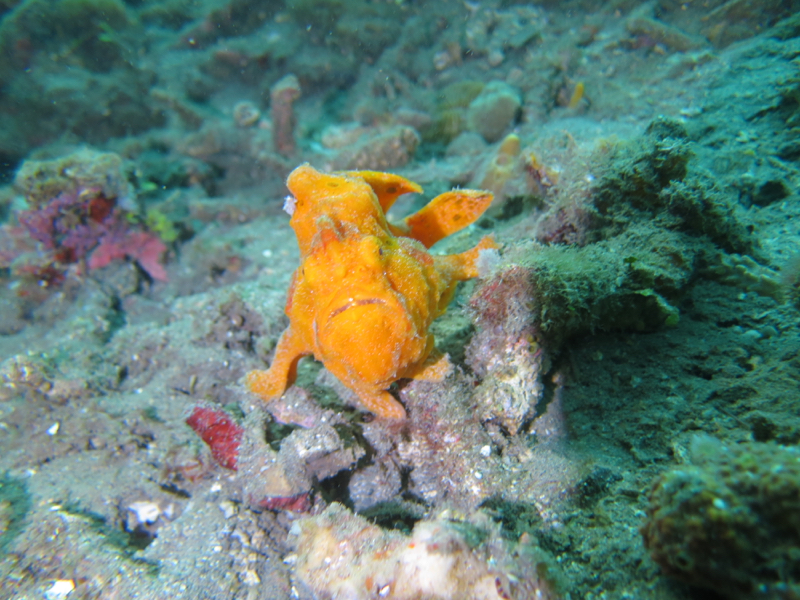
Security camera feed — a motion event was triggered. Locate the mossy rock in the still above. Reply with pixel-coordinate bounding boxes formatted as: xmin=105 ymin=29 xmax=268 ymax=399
xmin=437 ymin=80 xmax=485 ymax=110
xmin=286 ymin=0 xmax=347 ymax=31
xmin=333 ymin=3 xmax=403 ymax=59
xmin=136 ymin=0 xmax=195 ymax=29
xmin=0 ymin=0 xmax=134 ymax=74
xmin=422 ymin=109 xmax=465 ymax=145
xmin=593 ymin=116 xmax=758 ymax=255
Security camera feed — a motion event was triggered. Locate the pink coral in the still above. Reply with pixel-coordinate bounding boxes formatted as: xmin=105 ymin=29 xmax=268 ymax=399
xmin=10 ymin=187 xmax=169 ymax=283
xmin=89 ymin=231 xmax=168 ymax=282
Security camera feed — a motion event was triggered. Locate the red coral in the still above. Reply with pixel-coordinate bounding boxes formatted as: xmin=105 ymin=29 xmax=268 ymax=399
xmin=12 ymin=188 xmax=169 ymax=284
xmin=89 ymin=231 xmax=168 ymax=281
xmin=185 ymin=406 xmax=244 ymax=470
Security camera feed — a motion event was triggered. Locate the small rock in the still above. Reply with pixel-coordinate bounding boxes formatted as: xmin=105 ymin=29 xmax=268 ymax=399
xmin=126 ymin=500 xmax=161 ymax=530
xmin=45 ymin=580 xmax=75 ymax=600
xmin=467 ymin=81 xmax=521 ymax=143
xmin=219 ymin=500 xmax=238 ymax=519
xmin=575 ymin=467 xmax=622 ymax=508
xmin=446 ymin=131 xmax=487 ymax=158
xmin=349 ymin=459 xmax=402 ymax=511
xmin=281 ymin=423 xmax=365 ymax=481
xmin=265 ymin=386 xmax=330 ymax=428
xmin=232 ymin=101 xmax=261 ymax=128
xmin=0 ymin=296 xmax=25 ymax=335
xmin=330 ymin=125 xmax=420 ymax=170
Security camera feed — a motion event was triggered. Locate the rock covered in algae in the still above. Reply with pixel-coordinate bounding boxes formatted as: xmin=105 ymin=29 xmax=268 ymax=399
xmin=642 ymin=436 xmax=800 ymax=599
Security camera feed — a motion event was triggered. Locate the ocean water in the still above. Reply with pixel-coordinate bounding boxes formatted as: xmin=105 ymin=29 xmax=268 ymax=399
xmin=0 ymin=1 xmax=799 ymax=599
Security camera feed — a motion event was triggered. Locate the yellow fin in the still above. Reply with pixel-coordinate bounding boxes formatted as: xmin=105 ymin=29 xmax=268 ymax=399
xmin=343 ymin=170 xmax=423 ymax=213
xmin=401 ymin=189 xmax=493 ymax=248
xmin=355 ymin=390 xmax=407 ymax=419
xmin=405 ymin=348 xmax=452 ymax=382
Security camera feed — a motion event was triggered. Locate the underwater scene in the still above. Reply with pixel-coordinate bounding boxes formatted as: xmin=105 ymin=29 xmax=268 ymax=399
xmin=1 ymin=0 xmax=799 ymax=598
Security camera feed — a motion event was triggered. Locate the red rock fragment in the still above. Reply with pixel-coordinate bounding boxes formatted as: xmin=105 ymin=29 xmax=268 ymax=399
xmin=186 ymin=406 xmax=244 ymax=470
xmin=257 ymin=492 xmax=312 ymax=513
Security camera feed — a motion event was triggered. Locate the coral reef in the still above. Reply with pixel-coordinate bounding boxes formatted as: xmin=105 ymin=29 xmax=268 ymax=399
xmin=642 ymin=436 xmax=800 ymax=599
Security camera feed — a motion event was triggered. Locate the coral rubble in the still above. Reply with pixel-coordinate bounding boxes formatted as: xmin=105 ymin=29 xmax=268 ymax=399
xmin=288 ymin=503 xmax=560 ymax=600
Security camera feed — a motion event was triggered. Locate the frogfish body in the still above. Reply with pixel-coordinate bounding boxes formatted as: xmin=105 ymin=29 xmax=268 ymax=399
xmin=246 ymin=164 xmax=497 ymax=419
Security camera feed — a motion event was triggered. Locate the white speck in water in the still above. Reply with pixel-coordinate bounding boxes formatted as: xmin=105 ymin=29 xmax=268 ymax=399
xmin=45 ymin=580 xmax=75 ymax=600
xmin=283 ymin=195 xmax=297 ymax=216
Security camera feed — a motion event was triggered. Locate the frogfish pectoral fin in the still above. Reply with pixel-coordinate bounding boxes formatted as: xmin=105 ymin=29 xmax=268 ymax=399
xmin=343 ymin=170 xmax=423 ymax=213
xmin=246 ymin=326 xmax=309 ymax=402
xmin=356 ymin=389 xmax=407 ymax=419
xmin=400 ymin=189 xmax=494 ymax=248
xmin=405 ymin=347 xmax=452 ymax=382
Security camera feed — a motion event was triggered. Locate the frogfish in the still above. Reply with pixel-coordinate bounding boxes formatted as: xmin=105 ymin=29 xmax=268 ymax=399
xmin=246 ymin=164 xmax=497 ymax=419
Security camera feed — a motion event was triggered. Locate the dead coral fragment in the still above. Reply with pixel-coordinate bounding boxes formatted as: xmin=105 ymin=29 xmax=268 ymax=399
xmin=0 ymin=355 xmax=88 ymax=404
xmin=288 ymin=503 xmax=557 ymax=600
xmin=626 ymin=16 xmax=705 ymax=52
xmin=705 ymin=252 xmax=784 ymax=301
xmin=467 ymin=266 xmax=544 ymax=435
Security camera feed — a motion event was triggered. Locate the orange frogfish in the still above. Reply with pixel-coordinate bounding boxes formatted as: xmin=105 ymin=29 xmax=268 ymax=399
xmin=246 ymin=164 xmax=497 ymax=419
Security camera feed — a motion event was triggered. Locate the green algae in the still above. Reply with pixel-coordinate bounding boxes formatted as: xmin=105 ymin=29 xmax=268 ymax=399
xmin=0 ymin=472 xmax=32 ymax=555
